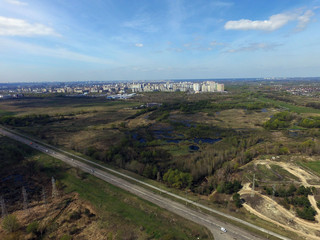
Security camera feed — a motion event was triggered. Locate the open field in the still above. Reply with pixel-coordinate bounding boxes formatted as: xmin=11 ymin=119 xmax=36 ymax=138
xmin=257 ymin=96 xmax=320 ymax=114
xmin=0 ymin=97 xmax=139 ymax=116
xmin=300 ymin=160 xmax=320 ymax=176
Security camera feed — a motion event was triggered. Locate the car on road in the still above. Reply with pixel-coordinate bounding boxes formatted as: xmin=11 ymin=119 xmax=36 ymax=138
xmin=220 ymin=227 xmax=227 ymax=233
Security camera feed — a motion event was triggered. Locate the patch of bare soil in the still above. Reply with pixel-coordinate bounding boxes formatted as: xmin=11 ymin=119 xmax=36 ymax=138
xmin=256 ymin=159 xmax=320 ymax=187
xmin=241 ymin=189 xmax=320 ymax=239
xmin=240 ymin=158 xmax=320 ymax=239
xmin=0 ymin=193 xmax=108 ymax=240
xmin=126 ymin=112 xmax=156 ymax=128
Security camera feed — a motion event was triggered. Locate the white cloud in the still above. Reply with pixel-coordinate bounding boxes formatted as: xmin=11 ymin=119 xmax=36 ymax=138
xmin=226 ymin=42 xmax=281 ymax=53
xmin=4 ymin=0 xmax=27 ymax=6
xmin=135 ymin=43 xmax=143 ymax=47
xmin=224 ymin=10 xmax=314 ymax=31
xmin=297 ymin=10 xmax=314 ymax=30
xmin=0 ymin=16 xmax=58 ymax=36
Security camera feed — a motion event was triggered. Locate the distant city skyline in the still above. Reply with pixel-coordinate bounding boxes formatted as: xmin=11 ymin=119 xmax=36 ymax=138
xmin=0 ymin=0 xmax=320 ymax=82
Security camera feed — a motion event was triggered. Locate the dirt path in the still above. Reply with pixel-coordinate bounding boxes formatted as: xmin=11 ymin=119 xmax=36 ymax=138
xmin=309 ymin=195 xmax=320 ymax=222
xmin=240 ymin=159 xmax=320 ymax=239
xmin=255 ymin=159 xmax=320 ymax=187
xmin=240 ymin=188 xmax=320 ymax=229
xmin=242 ymin=203 xmax=320 ymax=240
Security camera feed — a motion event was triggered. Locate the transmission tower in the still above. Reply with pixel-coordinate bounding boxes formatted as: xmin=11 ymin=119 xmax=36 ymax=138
xmin=22 ymin=186 xmax=28 ymax=210
xmin=272 ymin=184 xmax=276 ymax=199
xmin=251 ymin=174 xmax=255 ymax=197
xmin=51 ymin=177 xmax=57 ymax=199
xmin=1 ymin=196 xmax=8 ymax=218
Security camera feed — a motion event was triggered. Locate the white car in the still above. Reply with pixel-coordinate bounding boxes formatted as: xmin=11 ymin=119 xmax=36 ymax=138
xmin=220 ymin=227 xmax=227 ymax=233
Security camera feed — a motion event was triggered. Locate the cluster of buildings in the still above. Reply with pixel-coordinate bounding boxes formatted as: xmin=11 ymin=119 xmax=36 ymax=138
xmin=130 ymin=81 xmax=224 ymax=93
xmin=285 ymin=86 xmax=320 ymax=97
xmin=0 ymin=93 xmax=24 ymax=99
xmin=0 ymin=80 xmax=225 ymax=98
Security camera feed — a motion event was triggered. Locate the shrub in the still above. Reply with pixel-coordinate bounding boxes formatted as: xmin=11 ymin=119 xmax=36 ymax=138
xmin=26 ymin=221 xmax=39 ymax=234
xmin=297 ymin=206 xmax=316 ymax=221
xmin=163 ymin=168 xmax=193 ymax=189
xmin=263 ymin=111 xmax=294 ymax=130
xmin=2 ymin=214 xmax=20 ymax=233
xmin=232 ymin=193 xmax=242 ymax=208
xmin=296 ymin=186 xmax=312 ymax=196
xmin=217 ymin=180 xmax=242 ymax=194
xmin=291 ymin=196 xmax=311 ymax=207
xmin=69 ymin=210 xmax=82 ymax=221
xmin=60 ymin=234 xmax=72 ymax=240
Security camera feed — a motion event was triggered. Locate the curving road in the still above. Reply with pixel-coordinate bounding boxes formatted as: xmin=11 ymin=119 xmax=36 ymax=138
xmin=0 ymin=126 xmax=290 ymax=240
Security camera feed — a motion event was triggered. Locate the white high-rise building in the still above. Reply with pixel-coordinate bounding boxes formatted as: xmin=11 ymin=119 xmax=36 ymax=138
xmin=193 ymin=83 xmax=200 ymax=92
xmin=217 ymin=83 xmax=224 ymax=91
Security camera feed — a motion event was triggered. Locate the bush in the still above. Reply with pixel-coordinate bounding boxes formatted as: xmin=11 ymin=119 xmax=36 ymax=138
xmin=163 ymin=168 xmax=193 ymax=189
xmin=297 ymin=206 xmax=316 ymax=221
xmin=162 ymin=233 xmax=177 ymax=240
xmin=296 ymin=186 xmax=312 ymax=196
xmin=2 ymin=214 xmax=20 ymax=233
xmin=263 ymin=111 xmax=294 ymax=130
xmin=291 ymin=196 xmax=311 ymax=207
xmin=60 ymin=234 xmax=72 ymax=240
xmin=264 ymin=186 xmax=273 ymax=195
xmin=26 ymin=221 xmax=39 ymax=234
xmin=232 ymin=193 xmax=242 ymax=208
xmin=69 ymin=210 xmax=82 ymax=221
xmin=217 ymin=180 xmax=242 ymax=194
xmin=299 ymin=117 xmax=320 ymax=128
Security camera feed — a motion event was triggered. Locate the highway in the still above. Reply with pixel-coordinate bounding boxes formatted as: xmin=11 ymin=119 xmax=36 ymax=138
xmin=0 ymin=127 xmax=291 ymax=240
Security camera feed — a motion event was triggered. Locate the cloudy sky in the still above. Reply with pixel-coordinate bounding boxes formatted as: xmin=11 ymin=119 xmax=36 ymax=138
xmin=0 ymin=0 xmax=319 ymax=82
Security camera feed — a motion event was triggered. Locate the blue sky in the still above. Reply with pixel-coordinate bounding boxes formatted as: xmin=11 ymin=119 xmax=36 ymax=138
xmin=0 ymin=0 xmax=319 ymax=82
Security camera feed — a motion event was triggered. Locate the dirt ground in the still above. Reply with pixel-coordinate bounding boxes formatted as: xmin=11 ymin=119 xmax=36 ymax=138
xmin=240 ymin=158 xmax=320 ymax=239
xmin=0 ymin=193 xmax=109 ymax=240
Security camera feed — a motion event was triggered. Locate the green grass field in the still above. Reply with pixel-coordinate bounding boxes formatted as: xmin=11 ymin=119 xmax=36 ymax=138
xmin=257 ymin=96 xmax=320 ymax=114
xmin=0 ymin=109 xmax=14 ymax=117
xmin=299 ymin=160 xmax=320 ymax=176
xmin=0 ymin=97 xmax=139 ymax=116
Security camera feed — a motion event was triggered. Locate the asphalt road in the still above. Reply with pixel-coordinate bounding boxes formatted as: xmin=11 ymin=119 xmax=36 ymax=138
xmin=0 ymin=127 xmax=291 ymax=240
